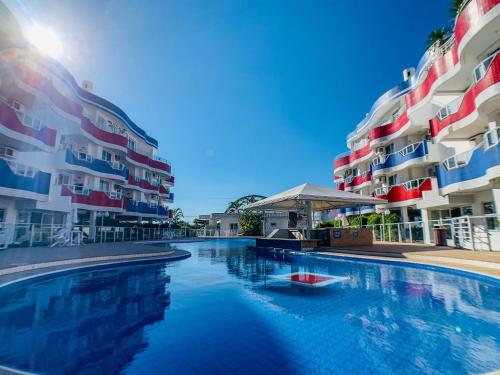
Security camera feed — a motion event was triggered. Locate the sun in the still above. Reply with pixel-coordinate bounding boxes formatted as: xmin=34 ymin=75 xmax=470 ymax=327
xmin=26 ymin=24 xmax=63 ymax=59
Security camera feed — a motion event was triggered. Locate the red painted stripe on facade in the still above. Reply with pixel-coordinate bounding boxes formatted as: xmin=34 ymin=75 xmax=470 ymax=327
xmin=344 ymin=172 xmax=372 ymax=190
xmin=0 ymin=101 xmax=56 ymax=147
xmin=368 ymin=112 xmax=410 ymax=142
xmin=405 ymin=45 xmax=459 ymax=110
xmin=430 ymin=54 xmax=500 ymax=137
xmin=333 ymin=144 xmax=372 ymax=169
xmin=455 ymin=0 xmax=500 ymax=46
xmin=406 ymin=0 xmax=499 ymax=111
xmin=61 ymin=186 xmax=123 ymax=208
xmin=374 ymin=178 xmax=432 ymax=203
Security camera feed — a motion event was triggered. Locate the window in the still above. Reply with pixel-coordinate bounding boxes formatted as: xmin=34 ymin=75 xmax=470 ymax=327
xmin=385 ymin=143 xmax=395 ymax=155
xmin=388 ymin=174 xmax=399 ymax=186
xmin=102 ymin=150 xmax=112 ymax=162
xmin=270 ymin=222 xmax=277 ymax=227
xmin=56 ymin=174 xmax=70 ymax=185
xmin=127 ymin=138 xmax=136 ymax=150
xmin=0 ymin=208 xmax=4 ymax=223
xmin=99 ymin=179 xmax=110 ymax=192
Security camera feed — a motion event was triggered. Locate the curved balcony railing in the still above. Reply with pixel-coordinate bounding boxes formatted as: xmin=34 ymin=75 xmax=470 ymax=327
xmin=0 ymin=101 xmax=57 ymax=149
xmin=374 ymin=178 xmax=432 ymax=203
xmin=343 ymin=171 xmax=372 ymax=190
xmin=436 ymin=132 xmax=500 ymax=189
xmin=123 ymin=198 xmax=168 ymax=216
xmin=127 ymin=174 xmax=167 ymax=192
xmin=126 ymin=148 xmax=171 ymax=174
xmin=0 ymin=158 xmax=51 ymax=197
xmin=430 ymin=52 xmax=500 ymax=137
xmin=61 ymin=185 xmax=124 ymax=209
xmin=65 ymin=149 xmax=129 ymax=180
xmin=372 ymin=141 xmax=428 ymax=173
xmin=333 ymin=144 xmax=373 ymax=171
xmin=347 ymin=0 xmax=499 ymax=144
xmin=368 ymin=111 xmax=410 ymax=145
xmin=80 ymin=117 xmax=128 ymax=150
xmin=12 ymin=52 xmax=159 ymax=147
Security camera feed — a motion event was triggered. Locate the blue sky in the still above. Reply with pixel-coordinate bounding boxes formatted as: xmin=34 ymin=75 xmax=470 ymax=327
xmin=8 ymin=0 xmax=451 ymax=219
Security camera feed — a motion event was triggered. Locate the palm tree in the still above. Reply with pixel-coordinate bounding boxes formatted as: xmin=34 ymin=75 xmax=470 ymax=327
xmin=172 ymin=208 xmax=184 ymax=225
xmin=225 ymin=195 xmax=266 ymax=213
xmin=427 ymin=27 xmax=451 ymax=49
xmin=450 ymin=0 xmax=467 ymax=17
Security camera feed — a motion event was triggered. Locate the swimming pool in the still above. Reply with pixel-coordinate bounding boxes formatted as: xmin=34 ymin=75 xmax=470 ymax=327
xmin=0 ymin=239 xmax=499 ymax=374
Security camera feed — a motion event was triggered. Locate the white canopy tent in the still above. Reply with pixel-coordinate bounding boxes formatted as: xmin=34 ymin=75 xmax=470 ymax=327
xmin=242 ymin=183 xmax=387 ymax=235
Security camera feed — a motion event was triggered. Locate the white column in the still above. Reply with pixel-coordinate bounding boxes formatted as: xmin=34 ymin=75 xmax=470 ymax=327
xmin=492 ymin=189 xmax=500 ymax=214
xmin=400 ymin=207 xmax=409 ymax=223
xmin=89 ymin=210 xmax=97 ymax=241
xmin=421 ymin=208 xmax=431 ymax=244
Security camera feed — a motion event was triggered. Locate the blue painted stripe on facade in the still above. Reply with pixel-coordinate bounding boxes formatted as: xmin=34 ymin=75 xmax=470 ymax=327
xmin=372 ymin=142 xmax=427 ymax=172
xmin=125 ymin=200 xmax=167 ymax=216
xmin=0 ymin=159 xmax=50 ymax=195
xmin=436 ymin=142 xmax=500 ymax=188
xmin=65 ymin=149 xmax=129 ymax=179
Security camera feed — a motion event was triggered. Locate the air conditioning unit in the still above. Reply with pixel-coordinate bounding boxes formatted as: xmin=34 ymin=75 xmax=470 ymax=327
xmin=0 ymin=147 xmax=16 ymax=158
xmin=376 ymin=147 xmax=385 ymax=154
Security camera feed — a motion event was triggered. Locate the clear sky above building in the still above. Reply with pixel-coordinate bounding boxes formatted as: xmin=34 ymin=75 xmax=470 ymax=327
xmin=6 ymin=0 xmax=451 ymax=219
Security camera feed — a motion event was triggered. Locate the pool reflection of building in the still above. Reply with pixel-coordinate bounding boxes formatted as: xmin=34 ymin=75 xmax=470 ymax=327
xmin=0 ymin=264 xmax=171 ymax=374
xmin=207 ymin=247 xmax=500 ymax=373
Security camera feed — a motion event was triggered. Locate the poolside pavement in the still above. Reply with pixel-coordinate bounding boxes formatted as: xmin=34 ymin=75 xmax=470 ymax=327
xmin=318 ymin=242 xmax=500 ymax=278
xmin=0 ymin=239 xmax=199 ymax=285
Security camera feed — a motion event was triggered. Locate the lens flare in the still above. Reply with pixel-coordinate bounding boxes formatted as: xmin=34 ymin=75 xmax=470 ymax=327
xmin=26 ymin=24 xmax=63 ymax=59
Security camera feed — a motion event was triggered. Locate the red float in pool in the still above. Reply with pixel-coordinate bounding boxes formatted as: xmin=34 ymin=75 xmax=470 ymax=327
xmin=271 ymin=272 xmax=349 ymax=287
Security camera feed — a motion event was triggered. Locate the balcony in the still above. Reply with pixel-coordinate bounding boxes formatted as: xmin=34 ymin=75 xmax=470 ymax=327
xmin=343 ymin=171 xmax=372 ymax=191
xmin=127 ymin=174 xmax=164 ymax=192
xmin=368 ymin=111 xmax=410 ymax=146
xmin=333 ymin=144 xmax=373 ymax=173
xmin=65 ymin=149 xmax=129 ymax=180
xmin=374 ymin=178 xmax=433 ymax=204
xmin=340 ymin=205 xmax=375 ymax=216
xmin=80 ymin=117 xmax=128 ymax=151
xmin=430 ymin=52 xmax=500 ymax=138
xmin=126 ymin=148 xmax=171 ymax=174
xmin=123 ymin=198 xmax=168 ymax=217
xmin=61 ymin=185 xmax=123 ymax=210
xmin=0 ymin=101 xmax=57 ymax=150
xmin=436 ymin=129 xmax=500 ymax=192
xmin=372 ymin=141 xmax=428 ymax=175
xmin=0 ymin=158 xmax=51 ymax=199
xmin=14 ymin=64 xmax=83 ymax=118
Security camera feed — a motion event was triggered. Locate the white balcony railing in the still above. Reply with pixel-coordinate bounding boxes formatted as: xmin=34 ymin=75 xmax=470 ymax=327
xmin=473 ymin=50 xmax=498 ymax=84
xmin=436 ymin=97 xmax=461 ymax=120
xmin=4 ymin=160 xmax=37 ymax=178
xmin=485 ymin=127 xmax=500 ymax=149
xmin=402 ymin=178 xmax=427 ymax=190
xmin=443 ymin=145 xmax=479 ymax=170
xmin=65 ymin=184 xmax=91 ymax=196
xmin=399 ymin=141 xmax=423 ymax=157
xmin=76 ymin=151 xmax=93 ymax=163
xmin=108 ymin=161 xmax=125 ymax=171
xmin=106 ymin=191 xmax=123 ymax=200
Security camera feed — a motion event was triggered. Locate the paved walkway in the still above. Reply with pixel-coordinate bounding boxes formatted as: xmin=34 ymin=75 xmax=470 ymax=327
xmin=319 ymin=242 xmax=500 ymax=278
xmin=0 ymin=240 xmax=199 ymax=285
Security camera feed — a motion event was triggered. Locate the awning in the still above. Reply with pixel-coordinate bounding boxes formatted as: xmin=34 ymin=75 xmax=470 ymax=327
xmin=242 ymin=183 xmax=386 ymax=212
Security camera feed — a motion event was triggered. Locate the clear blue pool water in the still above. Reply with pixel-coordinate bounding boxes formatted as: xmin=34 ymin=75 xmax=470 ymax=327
xmin=0 ymin=239 xmax=499 ymax=375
